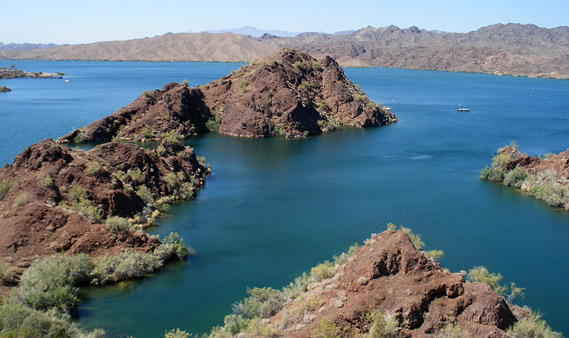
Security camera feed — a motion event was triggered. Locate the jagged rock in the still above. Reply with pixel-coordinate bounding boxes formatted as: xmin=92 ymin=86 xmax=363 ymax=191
xmin=0 ymin=138 xmax=207 ymax=270
xmin=269 ymin=230 xmax=518 ymax=337
xmin=59 ymin=49 xmax=396 ymax=143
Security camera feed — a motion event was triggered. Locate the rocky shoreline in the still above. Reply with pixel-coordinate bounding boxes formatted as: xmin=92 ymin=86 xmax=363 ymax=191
xmin=481 ymin=143 xmax=569 ymax=210
xmin=0 ymin=69 xmax=65 ymax=79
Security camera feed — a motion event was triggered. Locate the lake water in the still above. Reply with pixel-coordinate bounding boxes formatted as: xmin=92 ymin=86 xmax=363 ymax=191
xmin=1 ymin=60 xmax=568 ymax=337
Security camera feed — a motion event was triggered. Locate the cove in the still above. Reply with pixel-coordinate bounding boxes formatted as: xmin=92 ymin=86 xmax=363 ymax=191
xmin=1 ymin=60 xmax=568 ymax=336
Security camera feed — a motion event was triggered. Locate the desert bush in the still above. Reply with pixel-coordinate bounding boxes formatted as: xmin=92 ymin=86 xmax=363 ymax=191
xmin=425 ymin=249 xmax=445 ymax=260
xmin=354 ymin=93 xmax=366 ymax=102
xmin=312 ymin=61 xmax=323 ymax=71
xmin=232 ymin=287 xmax=285 ymax=320
xmin=181 ymin=79 xmax=190 ymax=86
xmin=529 ymin=178 xmax=568 ymax=208
xmin=0 ymin=259 xmax=14 ymax=285
xmin=298 ymin=81 xmax=311 ymax=91
xmin=366 ymin=310 xmax=399 ymax=338
xmin=437 ymin=323 xmax=468 ymax=338
xmin=86 ymin=161 xmax=102 ymax=176
xmin=68 ymin=185 xmax=87 ymax=203
xmin=17 ymin=254 xmax=93 ymax=312
xmin=309 ymin=317 xmax=343 ymax=338
xmin=206 ymin=114 xmax=223 ymax=132
xmin=143 ymin=90 xmax=152 ymax=98
xmin=164 ymin=131 xmax=183 ymax=145
xmin=238 ymin=79 xmax=248 ymax=93
xmin=0 ymin=178 xmax=14 ymax=201
xmin=39 ymin=175 xmax=54 ymax=188
xmin=400 ymin=226 xmax=424 ymax=250
xmin=165 ymin=173 xmax=179 ymax=191
xmin=105 ymin=216 xmax=129 ymax=233
xmin=480 ymin=166 xmax=505 ymax=182
xmin=504 ymin=167 xmax=528 ymax=188
xmin=492 ymin=151 xmax=513 ymax=169
xmin=508 ymin=310 xmax=562 ymax=338
xmin=127 ymin=168 xmax=143 ymax=183
xmin=155 ymin=232 xmax=193 ymax=260
xmin=136 ymin=185 xmax=154 ymax=205
xmin=165 ymin=328 xmax=190 ymax=338
xmin=333 ymin=243 xmax=360 ymax=265
xmin=467 ymin=266 xmax=507 ymax=295
xmin=71 ymin=199 xmax=104 ymax=223
xmin=293 ymin=61 xmax=302 ymax=69
xmin=310 ymin=261 xmax=336 ymax=282
xmin=91 ymin=249 xmax=162 ymax=286
xmin=13 ymin=192 xmax=28 ymax=207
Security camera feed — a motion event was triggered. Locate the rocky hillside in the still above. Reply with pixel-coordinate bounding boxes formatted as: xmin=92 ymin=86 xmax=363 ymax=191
xmin=59 ymin=49 xmax=396 ymax=143
xmin=481 ymin=143 xmax=569 ymax=210
xmin=4 ymin=24 xmax=569 ymax=79
xmin=0 ymin=138 xmax=207 ymax=272
xmin=201 ymin=229 xmax=539 ymax=337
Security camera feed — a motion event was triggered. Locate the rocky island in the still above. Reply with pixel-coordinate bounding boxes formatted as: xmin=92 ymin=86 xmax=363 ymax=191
xmin=0 ymin=67 xmax=65 ymax=79
xmin=0 ymin=85 xmax=10 ymax=93
xmin=481 ymin=142 xmax=569 ymax=210
xmin=59 ymin=49 xmax=396 ymax=143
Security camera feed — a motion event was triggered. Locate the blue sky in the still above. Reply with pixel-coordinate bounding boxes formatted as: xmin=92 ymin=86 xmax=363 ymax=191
xmin=2 ymin=0 xmax=569 ymax=44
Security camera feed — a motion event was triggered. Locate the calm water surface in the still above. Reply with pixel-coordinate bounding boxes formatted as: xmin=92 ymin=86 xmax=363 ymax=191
xmin=1 ymin=61 xmax=568 ymax=336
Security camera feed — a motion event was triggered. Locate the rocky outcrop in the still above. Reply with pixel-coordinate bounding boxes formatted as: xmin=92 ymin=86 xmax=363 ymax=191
xmin=0 ymin=138 xmax=207 ymax=270
xmin=481 ymin=145 xmax=569 ymax=210
xmin=268 ymin=230 xmax=519 ymax=337
xmin=58 ymin=49 xmax=396 ymax=143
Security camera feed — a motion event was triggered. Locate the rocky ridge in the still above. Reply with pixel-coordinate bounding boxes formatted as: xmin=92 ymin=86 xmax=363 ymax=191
xmin=59 ymin=49 xmax=396 ymax=143
xmin=206 ymin=229 xmax=530 ymax=337
xmin=0 ymin=137 xmax=207 ymax=273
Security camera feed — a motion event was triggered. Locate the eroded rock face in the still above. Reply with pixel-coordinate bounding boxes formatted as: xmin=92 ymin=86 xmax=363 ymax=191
xmin=505 ymin=147 xmax=569 ymax=179
xmin=59 ymin=49 xmax=396 ymax=143
xmin=200 ymin=48 xmax=397 ymax=137
xmin=0 ymin=138 xmax=207 ymax=270
xmin=271 ymin=231 xmax=517 ymax=337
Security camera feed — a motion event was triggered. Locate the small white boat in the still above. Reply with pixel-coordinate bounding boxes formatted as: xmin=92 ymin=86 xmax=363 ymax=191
xmin=457 ymin=108 xmax=470 ymax=112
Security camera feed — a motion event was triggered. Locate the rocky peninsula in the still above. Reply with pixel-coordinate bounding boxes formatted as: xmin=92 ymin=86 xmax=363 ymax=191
xmin=0 ymin=136 xmax=208 ymax=278
xmin=189 ymin=227 xmax=559 ymax=337
xmin=481 ymin=142 xmax=569 ymax=210
xmin=59 ymin=49 xmax=396 ymax=143
xmin=0 ymin=68 xmax=64 ymax=79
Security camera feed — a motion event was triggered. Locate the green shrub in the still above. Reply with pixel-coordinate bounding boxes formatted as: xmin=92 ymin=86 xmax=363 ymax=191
xmin=480 ymin=166 xmax=505 ymax=182
xmin=425 ymin=249 xmax=445 ymax=260
xmin=294 ymin=61 xmax=302 ymax=70
xmin=136 ymin=185 xmax=154 ymax=205
xmin=91 ymin=249 xmax=162 ymax=286
xmin=71 ymin=199 xmax=104 ymax=223
xmin=73 ymin=127 xmax=88 ymax=144
xmin=143 ymin=90 xmax=152 ymax=98
xmin=437 ymin=323 xmax=468 ymax=338
xmin=105 ymin=216 xmax=130 ymax=233
xmin=298 ymin=81 xmax=311 ymax=91
xmin=13 ymin=192 xmax=28 ymax=207
xmin=400 ymin=226 xmax=424 ymax=250
xmin=309 ymin=317 xmax=343 ymax=338
xmin=181 ymin=79 xmax=190 ymax=87
xmin=312 ymin=61 xmax=323 ymax=71
xmin=165 ymin=328 xmax=190 ymax=338
xmin=17 ymin=254 xmax=93 ymax=312
xmin=529 ymin=179 xmax=568 ymax=208
xmin=366 ymin=310 xmax=398 ymax=338
xmin=492 ymin=151 xmax=513 ymax=169
xmin=238 ymin=79 xmax=248 ymax=93
xmin=274 ymin=125 xmax=286 ymax=137
xmin=156 ymin=232 xmax=193 ymax=260
xmin=164 ymin=131 xmax=183 ymax=145
xmin=354 ymin=94 xmax=366 ymax=102
xmin=504 ymin=166 xmax=528 ymax=188
xmin=165 ymin=173 xmax=179 ymax=191
xmin=508 ymin=310 xmax=562 ymax=338
xmin=86 ymin=161 xmax=102 ymax=176
xmin=205 ymin=114 xmax=223 ymax=132
xmin=0 ymin=259 xmax=14 ymax=285
xmin=310 ymin=261 xmax=336 ymax=282
xmin=39 ymin=175 xmax=54 ymax=188
xmin=127 ymin=168 xmax=143 ymax=183
xmin=68 ymin=185 xmax=87 ymax=203
xmin=232 ymin=287 xmax=285 ymax=319
xmin=467 ymin=266 xmax=507 ymax=295
xmin=0 ymin=178 xmax=15 ymax=201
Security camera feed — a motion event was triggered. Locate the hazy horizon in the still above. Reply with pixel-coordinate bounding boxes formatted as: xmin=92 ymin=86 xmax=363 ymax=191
xmin=1 ymin=0 xmax=568 ymax=44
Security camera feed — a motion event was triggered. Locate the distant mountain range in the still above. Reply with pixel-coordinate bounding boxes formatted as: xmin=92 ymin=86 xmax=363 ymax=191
xmin=2 ymin=23 xmax=568 ymax=79
xmin=0 ymin=42 xmax=63 ymax=51
xmin=195 ymin=26 xmax=302 ymax=38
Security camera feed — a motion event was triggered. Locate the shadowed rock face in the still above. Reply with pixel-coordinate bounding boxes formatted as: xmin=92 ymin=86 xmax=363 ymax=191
xmin=270 ymin=230 xmax=518 ymax=337
xmin=0 ymin=138 xmax=207 ymax=270
xmin=59 ymin=49 xmax=396 ymax=143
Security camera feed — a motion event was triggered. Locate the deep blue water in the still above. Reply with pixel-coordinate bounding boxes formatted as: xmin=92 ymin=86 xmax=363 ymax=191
xmin=1 ymin=60 xmax=568 ymax=337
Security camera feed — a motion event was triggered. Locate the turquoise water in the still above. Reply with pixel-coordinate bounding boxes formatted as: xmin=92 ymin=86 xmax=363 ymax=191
xmin=1 ymin=61 xmax=568 ymax=336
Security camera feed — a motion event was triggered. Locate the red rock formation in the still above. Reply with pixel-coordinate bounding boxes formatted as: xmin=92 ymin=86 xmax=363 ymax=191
xmin=271 ymin=230 xmax=518 ymax=337
xmin=0 ymin=138 xmax=207 ymax=271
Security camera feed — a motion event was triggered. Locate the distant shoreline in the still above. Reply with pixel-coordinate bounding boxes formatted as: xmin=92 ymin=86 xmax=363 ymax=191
xmin=0 ymin=69 xmax=64 ymax=80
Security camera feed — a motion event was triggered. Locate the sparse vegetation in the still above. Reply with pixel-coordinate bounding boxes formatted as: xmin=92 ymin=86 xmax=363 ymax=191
xmin=105 ymin=216 xmax=130 ymax=233
xmin=309 ymin=317 xmax=343 ymax=338
xmin=238 ymin=79 xmax=248 ymax=93
xmin=0 ymin=178 xmax=16 ymax=200
xmin=86 ymin=161 xmax=102 ymax=176
xmin=354 ymin=93 xmax=366 ymax=102
xmin=181 ymin=79 xmax=190 ymax=86
xmin=366 ymin=310 xmax=399 ymax=338
xmin=13 ymin=192 xmax=28 ymax=207
xmin=73 ymin=127 xmax=88 ymax=144
xmin=508 ymin=310 xmax=562 ymax=338
xmin=312 ymin=61 xmax=323 ymax=71
xmin=298 ymin=81 xmax=311 ymax=91
xmin=206 ymin=114 xmax=223 ymax=132
xmin=294 ymin=61 xmax=303 ymax=69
